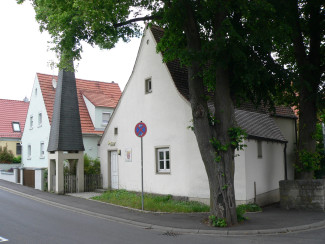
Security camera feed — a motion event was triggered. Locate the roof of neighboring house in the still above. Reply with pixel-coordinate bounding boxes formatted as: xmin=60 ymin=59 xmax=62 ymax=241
xmin=150 ymin=25 xmax=294 ymax=142
xmin=0 ymin=99 xmax=29 ymax=139
xmin=37 ymin=73 xmax=121 ymax=134
xmin=82 ymin=90 xmax=118 ymax=108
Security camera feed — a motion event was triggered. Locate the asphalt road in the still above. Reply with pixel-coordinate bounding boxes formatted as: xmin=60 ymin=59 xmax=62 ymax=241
xmin=1 ymin=188 xmax=325 ymax=244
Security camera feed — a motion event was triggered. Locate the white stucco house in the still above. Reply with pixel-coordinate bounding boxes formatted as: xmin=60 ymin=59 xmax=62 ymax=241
xmin=98 ymin=25 xmax=297 ymax=206
xmin=21 ymin=73 xmax=121 ymax=189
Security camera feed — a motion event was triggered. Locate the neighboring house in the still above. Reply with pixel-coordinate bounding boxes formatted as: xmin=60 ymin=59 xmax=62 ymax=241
xmin=98 ymin=26 xmax=297 ymax=206
xmin=0 ymin=98 xmax=29 ymax=157
xmin=21 ymin=73 xmax=121 ymax=171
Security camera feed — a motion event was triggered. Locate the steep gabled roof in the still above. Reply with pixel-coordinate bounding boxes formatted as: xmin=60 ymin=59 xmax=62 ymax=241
xmin=37 ymin=73 xmax=121 ymax=134
xmin=0 ymin=99 xmax=29 ymax=139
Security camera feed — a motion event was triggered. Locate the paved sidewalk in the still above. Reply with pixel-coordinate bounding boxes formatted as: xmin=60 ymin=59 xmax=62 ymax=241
xmin=1 ymin=180 xmax=325 ymax=235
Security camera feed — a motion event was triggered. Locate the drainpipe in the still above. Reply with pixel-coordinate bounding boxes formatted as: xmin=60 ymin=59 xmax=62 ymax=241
xmin=284 ymin=142 xmax=288 ymax=180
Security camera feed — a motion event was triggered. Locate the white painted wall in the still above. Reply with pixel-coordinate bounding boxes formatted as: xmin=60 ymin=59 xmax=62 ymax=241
xmin=83 ymin=134 xmax=101 ymax=159
xmin=274 ymin=117 xmax=296 ymax=180
xmin=21 ymin=75 xmax=51 ymax=168
xmin=245 ymin=139 xmax=285 ymax=201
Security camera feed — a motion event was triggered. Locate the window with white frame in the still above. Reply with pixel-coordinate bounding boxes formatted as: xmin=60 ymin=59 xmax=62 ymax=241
xmin=38 ymin=112 xmax=42 ymax=127
xmin=27 ymin=145 xmax=31 ymax=159
xmin=12 ymin=122 xmax=21 ymax=132
xmin=40 ymin=142 xmax=45 ymax=158
xmin=145 ymin=78 xmax=152 ymax=94
xmin=30 ymin=116 xmax=33 ymax=129
xmin=102 ymin=112 xmax=111 ymax=125
xmin=156 ymin=148 xmax=170 ymax=173
xmin=257 ymin=140 xmax=262 ymax=158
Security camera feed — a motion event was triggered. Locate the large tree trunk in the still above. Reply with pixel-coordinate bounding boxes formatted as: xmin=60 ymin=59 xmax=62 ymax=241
xmin=291 ymin=0 xmax=321 ymax=179
xmin=297 ymin=79 xmax=318 ymax=179
xmin=182 ymin=1 xmax=238 ymax=226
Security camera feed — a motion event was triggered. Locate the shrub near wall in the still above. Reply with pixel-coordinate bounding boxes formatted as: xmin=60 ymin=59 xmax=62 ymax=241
xmin=280 ymin=180 xmax=325 ymax=211
xmin=0 ymin=146 xmax=14 ymax=163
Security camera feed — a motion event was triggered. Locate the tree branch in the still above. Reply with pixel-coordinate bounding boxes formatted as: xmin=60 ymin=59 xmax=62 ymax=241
xmin=113 ymin=15 xmax=161 ymax=28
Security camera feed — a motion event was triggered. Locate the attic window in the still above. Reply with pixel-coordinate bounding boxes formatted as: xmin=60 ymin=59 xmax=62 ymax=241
xmin=114 ymin=127 xmax=118 ymax=135
xmin=145 ymin=78 xmax=152 ymax=94
xmin=12 ymin=122 xmax=21 ymax=132
xmin=35 ymin=88 xmax=37 ymax=96
xmin=102 ymin=112 xmax=111 ymax=125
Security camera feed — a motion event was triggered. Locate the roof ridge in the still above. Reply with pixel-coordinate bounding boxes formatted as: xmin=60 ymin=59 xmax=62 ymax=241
xmin=37 ymin=73 xmax=118 ymax=86
xmin=0 ymin=98 xmax=29 ymax=103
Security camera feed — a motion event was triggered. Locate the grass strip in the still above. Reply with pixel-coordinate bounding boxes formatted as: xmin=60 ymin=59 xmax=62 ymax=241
xmin=92 ymin=189 xmax=210 ymax=213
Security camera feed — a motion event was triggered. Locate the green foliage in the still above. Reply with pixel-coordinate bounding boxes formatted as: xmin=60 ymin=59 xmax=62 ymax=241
xmin=209 ymin=215 xmax=227 ymax=227
xmin=0 ymin=146 xmax=14 ymax=163
xmin=210 ymin=127 xmax=247 ymax=162
xmin=236 ymin=203 xmax=262 ymax=222
xmin=84 ymin=154 xmax=101 ymax=175
xmin=43 ymin=168 xmax=48 ymax=191
xmin=228 ymin=127 xmax=247 ymax=151
xmin=295 ymin=150 xmax=322 ymax=173
xmin=13 ymin=156 xmax=21 ymax=164
xmin=92 ymin=189 xmax=210 ymax=213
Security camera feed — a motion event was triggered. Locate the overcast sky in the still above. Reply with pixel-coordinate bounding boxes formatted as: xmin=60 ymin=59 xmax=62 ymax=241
xmin=0 ymin=0 xmax=141 ymax=101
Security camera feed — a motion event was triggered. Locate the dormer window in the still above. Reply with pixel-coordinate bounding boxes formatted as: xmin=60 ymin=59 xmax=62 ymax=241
xmin=12 ymin=122 xmax=21 ymax=132
xmin=102 ymin=112 xmax=111 ymax=125
xmin=145 ymin=78 xmax=152 ymax=94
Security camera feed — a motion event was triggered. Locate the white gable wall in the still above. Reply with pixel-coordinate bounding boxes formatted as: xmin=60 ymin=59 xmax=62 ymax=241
xmin=22 ymin=75 xmax=51 ymax=168
xmin=100 ymin=28 xmax=204 ymax=197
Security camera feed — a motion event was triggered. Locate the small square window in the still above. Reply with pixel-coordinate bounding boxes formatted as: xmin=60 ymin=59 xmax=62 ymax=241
xmin=38 ymin=113 xmax=42 ymax=127
xmin=40 ymin=142 xmax=45 ymax=158
xmin=27 ymin=145 xmax=31 ymax=159
xmin=30 ymin=116 xmax=33 ymax=129
xmin=102 ymin=112 xmax=111 ymax=125
xmin=114 ymin=127 xmax=118 ymax=135
xmin=12 ymin=122 xmax=21 ymax=132
xmin=156 ymin=148 xmax=170 ymax=173
xmin=145 ymin=78 xmax=152 ymax=94
xmin=257 ymin=140 xmax=262 ymax=158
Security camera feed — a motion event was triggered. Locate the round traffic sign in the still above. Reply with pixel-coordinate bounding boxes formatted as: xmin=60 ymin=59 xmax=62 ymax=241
xmin=135 ymin=122 xmax=147 ymax=137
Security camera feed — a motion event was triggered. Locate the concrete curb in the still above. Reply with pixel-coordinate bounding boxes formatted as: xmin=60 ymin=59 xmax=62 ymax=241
xmin=1 ymin=185 xmax=325 ymax=236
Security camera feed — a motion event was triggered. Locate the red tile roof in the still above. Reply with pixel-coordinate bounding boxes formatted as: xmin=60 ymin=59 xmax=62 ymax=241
xmin=82 ymin=90 xmax=118 ymax=108
xmin=0 ymin=99 xmax=29 ymax=139
xmin=37 ymin=73 xmax=121 ymax=134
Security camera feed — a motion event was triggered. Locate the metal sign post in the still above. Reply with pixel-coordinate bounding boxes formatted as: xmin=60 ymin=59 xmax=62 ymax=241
xmin=135 ymin=121 xmax=147 ymax=210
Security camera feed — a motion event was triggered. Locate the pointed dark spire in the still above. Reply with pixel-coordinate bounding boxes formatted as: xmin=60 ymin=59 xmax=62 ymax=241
xmin=48 ymin=61 xmax=84 ymax=152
